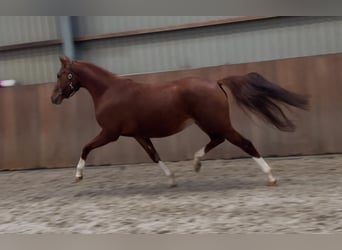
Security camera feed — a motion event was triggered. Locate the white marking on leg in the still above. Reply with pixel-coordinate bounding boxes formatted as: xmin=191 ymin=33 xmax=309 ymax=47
xmin=76 ymin=158 xmax=85 ymax=178
xmin=194 ymin=147 xmax=205 ymax=164
xmin=158 ymin=161 xmax=171 ymax=176
xmin=253 ymin=157 xmax=271 ymax=173
xmin=158 ymin=161 xmax=176 ymax=187
xmin=194 ymin=147 xmax=206 ymax=159
xmin=253 ymin=157 xmax=276 ymax=183
xmin=194 ymin=147 xmax=206 ymax=172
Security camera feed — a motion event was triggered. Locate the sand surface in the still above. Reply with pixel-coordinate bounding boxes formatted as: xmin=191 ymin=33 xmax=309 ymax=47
xmin=0 ymin=154 xmax=341 ymax=233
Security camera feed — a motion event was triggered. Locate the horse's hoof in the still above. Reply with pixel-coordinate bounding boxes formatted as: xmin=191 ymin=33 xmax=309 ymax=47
xmin=75 ymin=176 xmax=83 ymax=182
xmin=169 ymin=182 xmax=178 ymax=188
xmin=194 ymin=161 xmax=201 ymax=173
xmin=168 ymin=174 xmax=177 ymax=188
xmin=267 ymin=179 xmax=277 ymax=186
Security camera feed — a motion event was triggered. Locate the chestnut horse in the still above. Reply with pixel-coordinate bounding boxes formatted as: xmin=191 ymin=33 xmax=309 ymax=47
xmin=51 ymin=56 xmax=308 ymax=187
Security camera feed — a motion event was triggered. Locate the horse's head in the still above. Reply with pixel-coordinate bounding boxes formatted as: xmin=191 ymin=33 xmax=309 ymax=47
xmin=51 ymin=56 xmax=81 ymax=105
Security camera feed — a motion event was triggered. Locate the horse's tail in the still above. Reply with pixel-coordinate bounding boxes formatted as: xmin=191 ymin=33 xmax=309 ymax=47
xmin=217 ymin=72 xmax=309 ymax=132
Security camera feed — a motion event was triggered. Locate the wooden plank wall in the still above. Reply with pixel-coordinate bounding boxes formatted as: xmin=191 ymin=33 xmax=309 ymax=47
xmin=1 ymin=53 xmax=342 ymax=170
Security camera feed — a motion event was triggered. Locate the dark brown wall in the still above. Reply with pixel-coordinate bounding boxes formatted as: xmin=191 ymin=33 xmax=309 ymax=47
xmin=1 ymin=53 xmax=342 ymax=170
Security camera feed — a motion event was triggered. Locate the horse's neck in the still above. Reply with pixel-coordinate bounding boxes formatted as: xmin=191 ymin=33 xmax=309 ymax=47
xmin=76 ymin=62 xmax=120 ymax=103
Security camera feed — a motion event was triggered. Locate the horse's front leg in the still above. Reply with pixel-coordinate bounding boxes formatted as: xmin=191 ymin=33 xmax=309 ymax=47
xmin=75 ymin=130 xmax=118 ymax=181
xmin=135 ymin=137 xmax=176 ymax=187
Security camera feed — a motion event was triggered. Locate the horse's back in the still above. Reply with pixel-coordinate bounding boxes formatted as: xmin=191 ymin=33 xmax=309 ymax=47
xmin=133 ymin=76 xmax=229 ymax=121
xmin=97 ymin=76 xmax=230 ymax=137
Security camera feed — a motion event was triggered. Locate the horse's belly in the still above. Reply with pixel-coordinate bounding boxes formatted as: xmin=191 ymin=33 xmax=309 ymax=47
xmin=123 ymin=117 xmax=194 ymax=138
xmin=149 ymin=118 xmax=194 ymax=137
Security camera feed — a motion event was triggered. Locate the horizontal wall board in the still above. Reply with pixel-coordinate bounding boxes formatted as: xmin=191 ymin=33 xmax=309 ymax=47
xmin=0 ymin=53 xmax=341 ymax=169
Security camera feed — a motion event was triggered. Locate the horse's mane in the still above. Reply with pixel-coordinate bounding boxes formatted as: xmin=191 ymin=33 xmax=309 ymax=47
xmin=76 ymin=60 xmax=120 ymax=79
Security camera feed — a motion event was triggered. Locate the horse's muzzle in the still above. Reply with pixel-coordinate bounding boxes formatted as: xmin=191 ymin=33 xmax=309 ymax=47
xmin=51 ymin=93 xmax=63 ymax=105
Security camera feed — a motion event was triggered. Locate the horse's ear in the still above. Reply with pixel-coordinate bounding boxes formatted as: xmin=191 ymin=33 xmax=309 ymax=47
xmin=59 ymin=56 xmax=70 ymax=66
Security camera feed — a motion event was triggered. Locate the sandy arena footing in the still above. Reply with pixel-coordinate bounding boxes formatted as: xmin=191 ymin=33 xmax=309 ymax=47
xmin=0 ymin=154 xmax=341 ymax=233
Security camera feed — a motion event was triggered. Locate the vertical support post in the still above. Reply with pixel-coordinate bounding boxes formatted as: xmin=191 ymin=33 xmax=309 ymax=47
xmin=59 ymin=16 xmax=75 ymax=59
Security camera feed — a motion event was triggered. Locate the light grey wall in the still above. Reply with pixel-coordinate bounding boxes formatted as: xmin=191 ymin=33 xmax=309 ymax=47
xmin=74 ymin=16 xmax=233 ymax=36
xmin=0 ymin=46 xmax=62 ymax=84
xmin=0 ymin=16 xmax=61 ymax=84
xmin=76 ymin=16 xmax=342 ymax=76
xmin=0 ymin=16 xmax=60 ymax=46
xmin=1 ymin=16 xmax=341 ymax=84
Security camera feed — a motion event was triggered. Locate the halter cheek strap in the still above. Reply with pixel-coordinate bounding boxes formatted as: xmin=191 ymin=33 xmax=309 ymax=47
xmin=65 ymin=60 xmax=80 ymax=97
xmin=68 ymin=61 xmax=74 ymax=87
xmin=68 ymin=72 xmax=74 ymax=89
xmin=68 ymin=77 xmax=76 ymax=97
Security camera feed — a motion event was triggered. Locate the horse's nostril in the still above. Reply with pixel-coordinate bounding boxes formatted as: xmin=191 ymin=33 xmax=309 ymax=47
xmin=51 ymin=96 xmax=55 ymax=104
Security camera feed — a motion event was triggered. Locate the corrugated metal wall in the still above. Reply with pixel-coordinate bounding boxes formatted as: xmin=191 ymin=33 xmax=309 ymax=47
xmin=0 ymin=46 xmax=62 ymax=84
xmin=0 ymin=16 xmax=60 ymax=46
xmin=0 ymin=16 xmax=61 ymax=84
xmin=1 ymin=16 xmax=342 ymax=85
xmin=77 ymin=16 xmax=342 ymax=75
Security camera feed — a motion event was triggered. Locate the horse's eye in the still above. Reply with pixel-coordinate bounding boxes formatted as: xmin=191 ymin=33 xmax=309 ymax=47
xmin=57 ymin=73 xmax=61 ymax=79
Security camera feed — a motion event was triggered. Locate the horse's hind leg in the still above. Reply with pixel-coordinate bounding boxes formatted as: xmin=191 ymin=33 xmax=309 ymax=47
xmin=224 ymin=128 xmax=277 ymax=186
xmin=193 ymin=135 xmax=225 ymax=172
xmin=135 ymin=137 xmax=176 ymax=187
